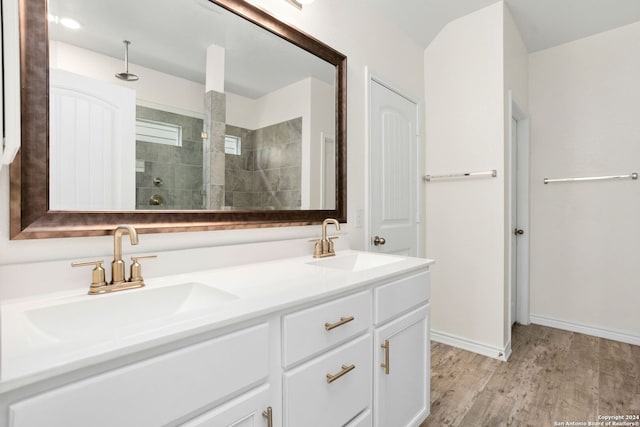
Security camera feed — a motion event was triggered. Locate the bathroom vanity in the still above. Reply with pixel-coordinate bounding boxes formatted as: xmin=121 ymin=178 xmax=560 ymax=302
xmin=0 ymin=250 xmax=432 ymax=427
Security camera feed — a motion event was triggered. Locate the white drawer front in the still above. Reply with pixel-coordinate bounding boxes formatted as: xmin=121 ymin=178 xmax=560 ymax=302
xmin=374 ymin=271 xmax=430 ymax=324
xmin=346 ymin=409 xmax=372 ymax=427
xmin=283 ymin=334 xmax=372 ymax=427
xmin=282 ymin=291 xmax=370 ymax=367
xmin=10 ymin=324 xmax=269 ymax=427
xmin=180 ymin=384 xmax=270 ymax=427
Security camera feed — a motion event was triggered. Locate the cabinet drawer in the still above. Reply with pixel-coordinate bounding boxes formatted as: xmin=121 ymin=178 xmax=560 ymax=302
xmin=346 ymin=409 xmax=372 ymax=427
xmin=10 ymin=324 xmax=269 ymax=427
xmin=282 ymin=291 xmax=370 ymax=367
xmin=180 ymin=384 xmax=270 ymax=427
xmin=283 ymin=334 xmax=372 ymax=427
xmin=374 ymin=271 xmax=430 ymax=324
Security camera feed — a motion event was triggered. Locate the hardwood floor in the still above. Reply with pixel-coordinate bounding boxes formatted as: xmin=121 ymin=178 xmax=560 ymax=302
xmin=420 ymin=324 xmax=640 ymax=427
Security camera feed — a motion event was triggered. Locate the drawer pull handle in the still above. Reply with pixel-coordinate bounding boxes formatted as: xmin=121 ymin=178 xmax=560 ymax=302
xmin=381 ymin=340 xmax=390 ymax=375
xmin=326 ymin=364 xmax=356 ymax=383
xmin=325 ymin=316 xmax=355 ymax=331
xmin=262 ymin=406 xmax=273 ymax=427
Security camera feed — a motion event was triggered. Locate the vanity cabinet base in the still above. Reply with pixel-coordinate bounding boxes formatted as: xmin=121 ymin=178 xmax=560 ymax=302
xmin=2 ymin=267 xmax=431 ymax=427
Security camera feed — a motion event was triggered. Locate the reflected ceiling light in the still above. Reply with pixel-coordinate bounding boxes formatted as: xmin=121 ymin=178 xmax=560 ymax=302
xmin=285 ymin=0 xmax=314 ymax=9
xmin=59 ymin=17 xmax=81 ymax=30
xmin=47 ymin=14 xmax=81 ymax=30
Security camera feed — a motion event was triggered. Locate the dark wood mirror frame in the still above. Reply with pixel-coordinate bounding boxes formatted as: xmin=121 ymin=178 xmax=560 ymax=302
xmin=10 ymin=0 xmax=347 ymax=239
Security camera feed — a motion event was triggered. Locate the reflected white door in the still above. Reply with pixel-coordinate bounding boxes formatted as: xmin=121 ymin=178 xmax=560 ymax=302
xmin=369 ymin=79 xmax=420 ymax=256
xmin=50 ymin=69 xmax=136 ymax=210
xmin=321 ymin=133 xmax=336 ymax=209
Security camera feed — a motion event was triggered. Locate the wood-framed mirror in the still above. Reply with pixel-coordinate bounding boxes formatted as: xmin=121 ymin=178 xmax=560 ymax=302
xmin=10 ymin=0 xmax=346 ymax=239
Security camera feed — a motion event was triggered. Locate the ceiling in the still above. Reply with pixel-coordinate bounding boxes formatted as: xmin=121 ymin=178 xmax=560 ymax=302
xmin=47 ymin=0 xmax=640 ymax=97
xmin=48 ymin=0 xmax=335 ymax=98
xmin=366 ymin=0 xmax=640 ymax=52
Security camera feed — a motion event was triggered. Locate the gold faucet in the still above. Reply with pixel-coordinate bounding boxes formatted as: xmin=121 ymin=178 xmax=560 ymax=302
xmin=72 ymin=225 xmax=156 ymax=295
xmin=311 ymin=218 xmax=341 ymax=258
xmin=112 ymin=224 xmax=138 ymax=285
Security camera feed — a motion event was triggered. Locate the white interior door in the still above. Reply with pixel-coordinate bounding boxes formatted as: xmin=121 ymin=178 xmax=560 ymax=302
xmin=369 ymin=79 xmax=420 ymax=256
xmin=509 ymin=94 xmax=530 ymax=326
xmin=50 ymin=69 xmax=136 ymax=210
xmin=510 ymin=117 xmax=519 ymax=325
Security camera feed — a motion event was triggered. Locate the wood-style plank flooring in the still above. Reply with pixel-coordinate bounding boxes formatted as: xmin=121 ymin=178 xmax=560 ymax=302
xmin=420 ymin=324 xmax=640 ymax=427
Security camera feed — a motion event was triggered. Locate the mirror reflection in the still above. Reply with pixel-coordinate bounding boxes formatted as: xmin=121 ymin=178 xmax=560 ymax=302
xmin=47 ymin=0 xmax=337 ymax=212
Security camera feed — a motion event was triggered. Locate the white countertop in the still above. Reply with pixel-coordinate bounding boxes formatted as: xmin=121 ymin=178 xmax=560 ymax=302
xmin=0 ymin=250 xmax=433 ymax=393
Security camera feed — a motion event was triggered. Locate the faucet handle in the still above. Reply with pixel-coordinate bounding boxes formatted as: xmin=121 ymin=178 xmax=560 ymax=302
xmin=72 ymin=260 xmax=107 ymax=290
xmin=327 ymin=236 xmax=339 ymax=254
xmin=308 ymin=239 xmax=323 ymax=257
xmin=129 ymin=255 xmax=157 ymax=282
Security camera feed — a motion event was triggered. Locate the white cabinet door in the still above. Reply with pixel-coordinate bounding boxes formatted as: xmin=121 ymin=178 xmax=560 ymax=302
xmin=374 ymin=305 xmax=430 ymax=427
xmin=180 ymin=385 xmax=271 ymax=427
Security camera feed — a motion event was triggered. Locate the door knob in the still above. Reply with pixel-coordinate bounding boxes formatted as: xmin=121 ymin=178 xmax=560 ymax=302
xmin=514 ymin=229 xmax=524 ymax=235
xmin=373 ymin=236 xmax=386 ymax=246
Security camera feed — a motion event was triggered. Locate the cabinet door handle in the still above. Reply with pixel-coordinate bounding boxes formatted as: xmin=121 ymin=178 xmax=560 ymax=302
xmin=326 ymin=364 xmax=356 ymax=383
xmin=380 ymin=339 xmax=390 ymax=375
xmin=324 ymin=315 xmax=355 ymax=331
xmin=262 ymin=406 xmax=273 ymax=427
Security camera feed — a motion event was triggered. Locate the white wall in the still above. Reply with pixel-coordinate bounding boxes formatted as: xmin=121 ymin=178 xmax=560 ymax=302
xmin=529 ymin=21 xmax=640 ymax=341
xmin=0 ymin=1 xmax=425 ymax=281
xmin=50 ymin=41 xmax=205 ymax=117
xmin=424 ymin=2 xmax=508 ymax=356
xmin=502 ymin=4 xmax=529 ymax=344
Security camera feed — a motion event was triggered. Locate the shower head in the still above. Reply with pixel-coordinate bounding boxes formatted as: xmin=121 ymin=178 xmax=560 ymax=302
xmin=115 ymin=71 xmax=139 ymax=81
xmin=115 ymin=40 xmax=139 ymax=82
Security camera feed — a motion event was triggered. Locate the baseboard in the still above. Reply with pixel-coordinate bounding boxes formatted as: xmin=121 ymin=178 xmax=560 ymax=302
xmin=530 ymin=315 xmax=640 ymax=346
xmin=431 ymin=330 xmax=511 ymax=361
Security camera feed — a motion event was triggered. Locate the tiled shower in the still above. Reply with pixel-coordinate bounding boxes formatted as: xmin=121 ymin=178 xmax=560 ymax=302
xmin=135 ymin=106 xmax=302 ymax=210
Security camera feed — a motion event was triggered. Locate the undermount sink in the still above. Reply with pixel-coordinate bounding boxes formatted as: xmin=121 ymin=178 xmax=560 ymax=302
xmin=306 ymin=252 xmax=404 ymax=272
xmin=24 ymin=283 xmax=238 ymax=340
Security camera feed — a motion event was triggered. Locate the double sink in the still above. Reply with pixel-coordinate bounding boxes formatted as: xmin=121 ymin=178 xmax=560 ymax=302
xmin=18 ymin=252 xmax=402 ymax=345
